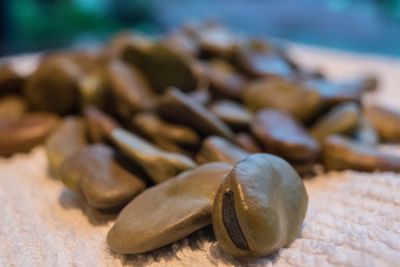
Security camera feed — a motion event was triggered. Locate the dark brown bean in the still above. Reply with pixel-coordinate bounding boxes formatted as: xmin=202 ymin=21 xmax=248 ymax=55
xmin=251 ymin=108 xmax=320 ymax=162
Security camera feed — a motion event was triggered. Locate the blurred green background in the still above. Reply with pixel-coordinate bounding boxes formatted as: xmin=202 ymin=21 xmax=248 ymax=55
xmin=1 ymin=0 xmax=400 ymax=57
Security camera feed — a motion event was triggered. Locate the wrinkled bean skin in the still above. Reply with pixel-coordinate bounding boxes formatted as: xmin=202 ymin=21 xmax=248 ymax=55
xmin=213 ymin=154 xmax=308 ymax=259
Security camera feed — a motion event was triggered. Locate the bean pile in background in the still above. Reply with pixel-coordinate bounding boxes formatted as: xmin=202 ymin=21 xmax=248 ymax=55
xmin=0 ymin=21 xmax=400 ymax=259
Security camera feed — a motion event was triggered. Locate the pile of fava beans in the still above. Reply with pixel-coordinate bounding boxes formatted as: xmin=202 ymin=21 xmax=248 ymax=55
xmin=1 ymin=22 xmax=400 ymax=260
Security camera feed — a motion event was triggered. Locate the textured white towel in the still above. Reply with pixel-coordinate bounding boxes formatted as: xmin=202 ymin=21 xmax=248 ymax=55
xmin=0 ymin=46 xmax=400 ymax=267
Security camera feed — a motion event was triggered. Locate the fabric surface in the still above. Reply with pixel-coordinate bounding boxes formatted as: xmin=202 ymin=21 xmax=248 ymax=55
xmin=1 ymin=46 xmax=400 ymax=267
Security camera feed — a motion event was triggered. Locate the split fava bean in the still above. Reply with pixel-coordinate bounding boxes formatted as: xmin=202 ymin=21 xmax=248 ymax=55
xmin=212 ymin=153 xmax=308 ymax=258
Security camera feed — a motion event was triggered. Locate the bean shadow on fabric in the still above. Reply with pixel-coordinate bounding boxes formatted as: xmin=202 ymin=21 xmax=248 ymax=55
xmin=58 ymin=188 xmax=117 ymax=225
xmin=109 ymin=226 xmax=219 ymax=266
xmin=209 ymin=242 xmax=282 ymax=266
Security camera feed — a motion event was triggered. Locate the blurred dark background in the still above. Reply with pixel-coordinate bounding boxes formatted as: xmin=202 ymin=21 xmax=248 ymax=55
xmin=1 ymin=0 xmax=400 ymax=57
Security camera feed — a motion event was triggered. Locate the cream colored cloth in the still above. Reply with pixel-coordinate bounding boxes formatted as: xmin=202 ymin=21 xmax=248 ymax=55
xmin=1 ymin=46 xmax=400 ymax=267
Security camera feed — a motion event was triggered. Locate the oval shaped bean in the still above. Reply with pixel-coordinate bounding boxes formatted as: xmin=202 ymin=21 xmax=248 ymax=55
xmin=0 ymin=113 xmax=59 ymax=157
xmin=243 ymin=79 xmax=321 ymax=122
xmin=107 ymin=162 xmax=233 ymax=254
xmin=213 ymin=153 xmax=308 ymax=258
xmin=322 ymin=135 xmax=400 ymax=172
xmin=60 ymin=144 xmax=146 ymax=209
xmin=251 ymin=109 xmax=319 ymax=162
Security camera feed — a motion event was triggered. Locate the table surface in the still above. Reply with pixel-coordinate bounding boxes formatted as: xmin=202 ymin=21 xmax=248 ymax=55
xmin=1 ymin=45 xmax=400 ymax=267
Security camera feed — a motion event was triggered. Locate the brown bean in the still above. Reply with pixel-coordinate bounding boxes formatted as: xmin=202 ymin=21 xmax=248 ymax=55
xmin=365 ymin=105 xmax=400 ymax=142
xmin=0 ymin=113 xmax=59 ymax=157
xmin=251 ymin=108 xmax=319 ymax=162
xmin=157 ymin=88 xmax=234 ymax=140
xmin=322 ymin=135 xmax=400 ymax=172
